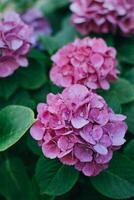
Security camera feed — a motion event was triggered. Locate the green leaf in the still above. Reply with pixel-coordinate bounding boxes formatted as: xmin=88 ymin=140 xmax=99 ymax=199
xmin=102 ymin=34 xmax=114 ymax=46
xmin=0 ymin=157 xmax=36 ymax=200
xmin=40 ymin=17 xmax=78 ymax=53
xmin=54 ymin=18 xmax=78 ymax=47
xmin=99 ymin=90 xmax=121 ymax=113
xmin=0 ymin=98 xmax=7 ymax=110
xmin=77 ymin=182 xmax=108 ymax=200
xmin=40 ymin=36 xmax=59 ymax=55
xmin=27 ymin=135 xmax=42 ymax=156
xmin=50 ymin=82 xmax=62 ymax=94
xmin=40 ymin=0 xmax=68 ymax=14
xmin=117 ymin=37 xmax=134 ymax=64
xmin=41 ymin=195 xmax=55 ymax=200
xmin=91 ymin=153 xmax=134 ymax=199
xmin=16 ymin=60 xmax=47 ymax=90
xmin=31 ymin=84 xmax=51 ymax=104
xmin=35 ymin=156 xmax=79 ymax=196
xmin=110 ymin=78 xmax=134 ymax=104
xmin=124 ymin=68 xmax=134 ymax=86
xmin=122 ymin=102 xmax=134 ymax=134
xmin=29 ymin=49 xmax=50 ymax=61
xmin=0 ymin=76 xmax=18 ymax=99
xmin=9 ymin=90 xmax=35 ymax=110
xmin=0 ymin=105 xmax=35 ymax=151
xmin=124 ymin=140 xmax=134 ymax=160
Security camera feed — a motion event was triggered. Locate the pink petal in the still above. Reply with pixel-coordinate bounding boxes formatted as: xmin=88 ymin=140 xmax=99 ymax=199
xmin=112 ymin=137 xmax=126 ymax=146
xmin=70 ymin=2 xmax=84 ymax=15
xmin=17 ymin=57 xmax=28 ymax=67
xmin=94 ymin=144 xmax=108 ymax=155
xmin=60 ymin=153 xmax=77 ymax=165
xmin=92 ymin=39 xmax=107 ymax=53
xmin=82 ymin=163 xmax=94 ymax=176
xmin=100 ymin=134 xmax=112 ymax=147
xmin=71 ymin=116 xmax=89 ymax=129
xmin=75 ymin=162 xmax=85 ymax=171
xmin=92 ymin=125 xmax=103 ymax=141
xmin=42 ymin=142 xmax=60 ymax=159
xmin=86 ymin=81 xmax=98 ymax=89
xmin=100 ymin=80 xmax=110 ymax=90
xmin=95 ymin=150 xmax=113 ymax=164
xmin=58 ymin=149 xmax=72 ymax=158
xmin=0 ymin=56 xmax=19 ymax=77
xmin=74 ymin=145 xmax=93 ymax=162
xmin=30 ymin=121 xmax=44 ymax=140
xmin=109 ymin=114 xmax=126 ymax=122
xmin=57 ymin=136 xmax=74 ymax=151
xmin=11 ymin=39 xmax=23 ymax=50
xmin=62 ymin=84 xmax=89 ymax=103
xmin=90 ymin=53 xmax=104 ymax=68
xmin=96 ymin=109 xmax=109 ymax=125
xmin=110 ymin=122 xmax=127 ymax=146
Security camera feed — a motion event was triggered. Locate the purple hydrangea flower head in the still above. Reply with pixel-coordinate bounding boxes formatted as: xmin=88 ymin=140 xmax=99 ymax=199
xmin=30 ymin=84 xmax=127 ymax=176
xmin=70 ymin=0 xmax=134 ymax=35
xmin=22 ymin=8 xmax=52 ymax=47
xmin=50 ymin=37 xmax=118 ymax=90
xmin=0 ymin=11 xmax=33 ymax=77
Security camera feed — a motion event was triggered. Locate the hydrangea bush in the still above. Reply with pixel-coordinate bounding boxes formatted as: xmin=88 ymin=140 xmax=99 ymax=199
xmin=0 ymin=0 xmax=134 ymax=200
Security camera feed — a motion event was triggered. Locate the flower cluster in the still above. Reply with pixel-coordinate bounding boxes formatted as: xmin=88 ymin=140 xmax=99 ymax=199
xmin=30 ymin=84 xmax=127 ymax=176
xmin=0 ymin=11 xmax=33 ymax=78
xmin=22 ymin=8 xmax=52 ymax=47
xmin=70 ymin=0 xmax=134 ymax=35
xmin=50 ymin=37 xmax=118 ymax=90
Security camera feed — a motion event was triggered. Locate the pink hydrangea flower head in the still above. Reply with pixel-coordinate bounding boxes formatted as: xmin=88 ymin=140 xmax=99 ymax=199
xmin=22 ymin=8 xmax=52 ymax=46
xmin=0 ymin=11 xmax=33 ymax=78
xmin=30 ymin=84 xmax=127 ymax=176
xmin=70 ymin=0 xmax=134 ymax=35
xmin=50 ymin=37 xmax=118 ymax=90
